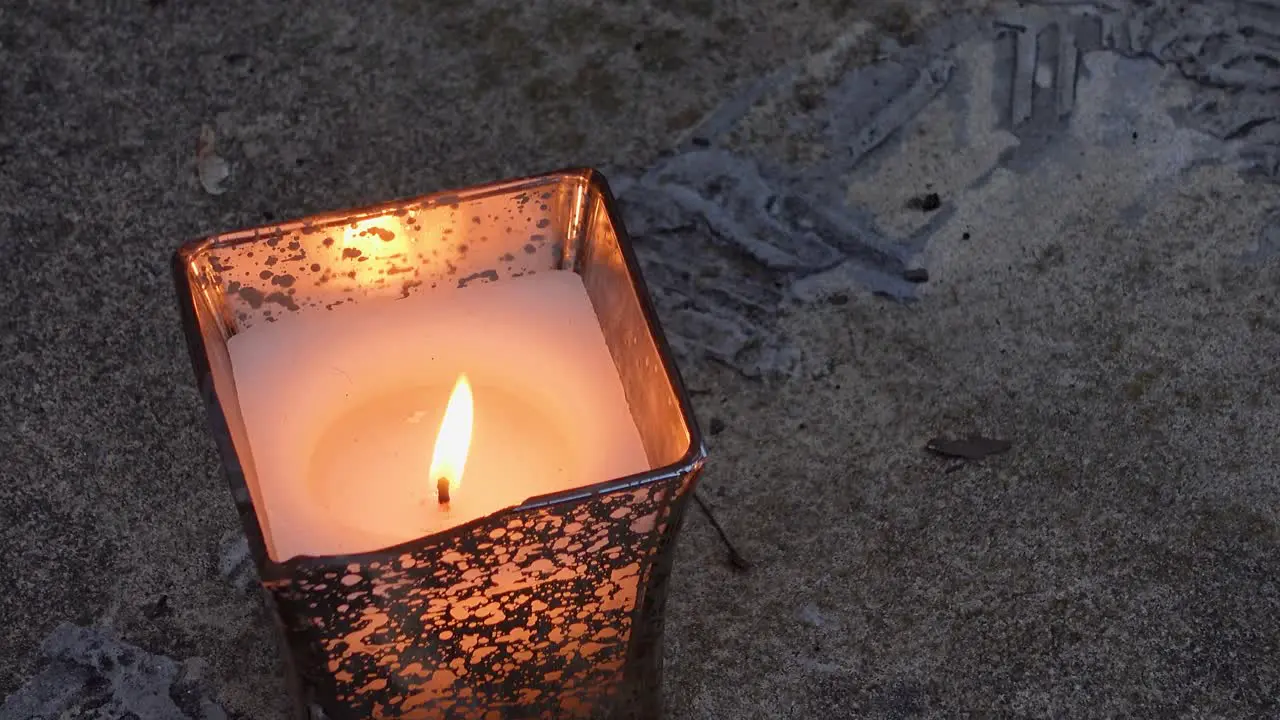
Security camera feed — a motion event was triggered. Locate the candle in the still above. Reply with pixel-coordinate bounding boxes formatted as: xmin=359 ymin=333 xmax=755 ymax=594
xmin=175 ymin=169 xmax=706 ymax=719
xmin=226 ymin=269 xmax=651 ymax=560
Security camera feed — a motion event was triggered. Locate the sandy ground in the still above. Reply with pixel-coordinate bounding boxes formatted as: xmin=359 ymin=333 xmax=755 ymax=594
xmin=3 ymin=0 xmax=1279 ymax=717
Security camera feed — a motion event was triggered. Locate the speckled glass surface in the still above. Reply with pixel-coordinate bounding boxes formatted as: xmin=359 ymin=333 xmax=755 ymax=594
xmin=173 ymin=170 xmax=706 ymax=719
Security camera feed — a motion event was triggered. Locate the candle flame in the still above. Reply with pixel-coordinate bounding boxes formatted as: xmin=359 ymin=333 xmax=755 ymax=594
xmin=429 ymin=374 xmax=473 ymax=495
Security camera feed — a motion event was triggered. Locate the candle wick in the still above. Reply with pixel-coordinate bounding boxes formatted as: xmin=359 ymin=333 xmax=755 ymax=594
xmin=436 ymin=477 xmax=451 ymax=506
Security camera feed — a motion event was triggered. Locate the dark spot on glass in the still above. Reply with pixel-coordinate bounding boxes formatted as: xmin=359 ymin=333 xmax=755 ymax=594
xmin=472 ymin=216 xmax=482 ymax=224
xmin=272 ymin=274 xmax=296 ymax=287
xmin=530 ymin=234 xmax=547 ymax=243
xmin=457 ymin=244 xmax=468 ymax=254
xmin=311 ymin=263 xmax=322 ymax=272
xmin=323 ymin=237 xmax=335 ymax=247
xmin=259 ymin=270 xmax=273 ymax=280
xmin=265 ymin=255 xmax=278 ymax=266
xmin=238 ymin=287 xmax=266 ymax=308
xmin=227 ymin=281 xmax=241 ymax=293
xmin=500 ymin=253 xmax=515 ymax=262
xmin=536 ymin=219 xmax=551 ymax=229
xmin=457 ymin=269 xmax=499 ymax=288
xmin=369 ymin=227 xmax=395 ymax=242
xmin=342 ymin=247 xmax=362 ymax=259
xmin=523 ymin=244 xmax=537 ymax=254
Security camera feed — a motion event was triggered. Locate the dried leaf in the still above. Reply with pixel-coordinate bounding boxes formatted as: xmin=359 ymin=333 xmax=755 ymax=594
xmin=926 ymin=435 xmax=1011 ymax=460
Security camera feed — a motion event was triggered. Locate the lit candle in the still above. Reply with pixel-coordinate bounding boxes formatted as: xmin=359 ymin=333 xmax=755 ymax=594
xmin=226 ymin=269 xmax=651 ymax=560
xmin=175 ymin=169 xmax=706 ymax=718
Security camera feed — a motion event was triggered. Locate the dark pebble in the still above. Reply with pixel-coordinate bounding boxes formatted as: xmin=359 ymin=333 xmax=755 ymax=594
xmin=142 ymin=594 xmax=172 ymax=620
xmin=827 ymin=293 xmax=849 ymax=305
xmin=709 ymin=417 xmax=726 ymax=435
xmin=906 ymin=192 xmax=942 ymax=212
xmin=903 ymin=268 xmax=929 ymax=283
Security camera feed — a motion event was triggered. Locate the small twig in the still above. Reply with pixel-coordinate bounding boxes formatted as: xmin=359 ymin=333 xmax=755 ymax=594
xmin=437 ymin=477 xmax=450 ymax=505
xmin=926 ymin=434 xmax=1011 ymax=460
xmin=693 ymin=491 xmax=751 ymax=572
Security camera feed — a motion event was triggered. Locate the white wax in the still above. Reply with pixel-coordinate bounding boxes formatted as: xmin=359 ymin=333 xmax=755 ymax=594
xmin=226 ymin=270 xmax=650 ymax=560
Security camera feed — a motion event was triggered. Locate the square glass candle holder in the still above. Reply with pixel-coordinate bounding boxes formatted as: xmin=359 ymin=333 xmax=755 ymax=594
xmin=173 ymin=169 xmax=706 ymax=720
